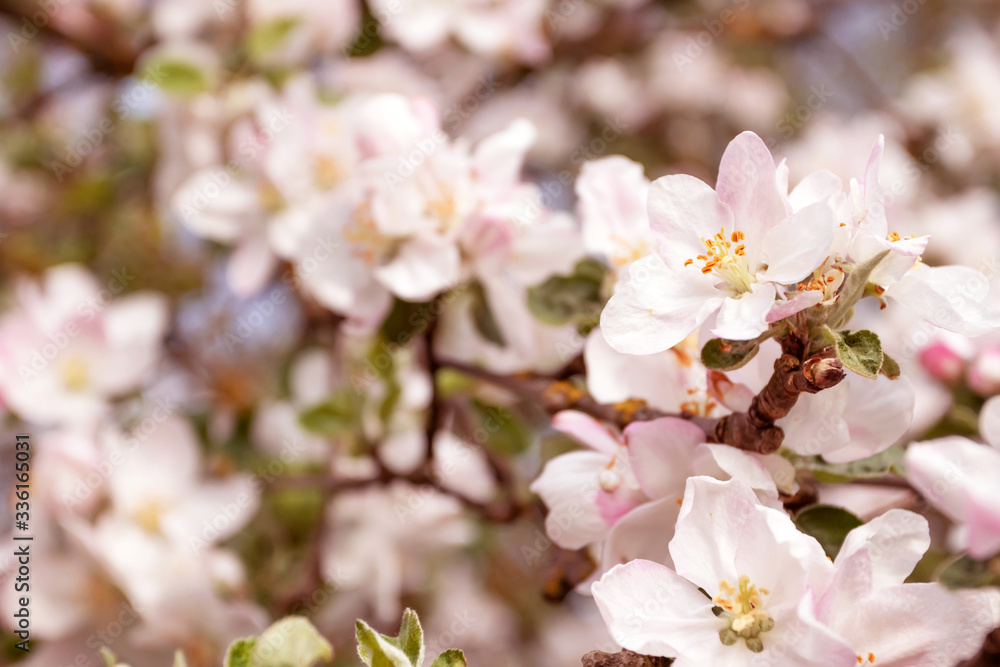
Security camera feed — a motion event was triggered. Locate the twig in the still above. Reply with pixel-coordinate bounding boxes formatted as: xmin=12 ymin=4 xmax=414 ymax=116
xmin=582 ymin=650 xmax=673 ymax=666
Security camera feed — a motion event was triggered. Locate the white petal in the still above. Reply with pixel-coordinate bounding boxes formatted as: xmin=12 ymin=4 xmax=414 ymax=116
xmin=592 ymin=560 xmax=720 ymax=660
xmin=529 ymin=451 xmax=616 ymax=549
xmin=980 ymin=395 xmax=1000 ymax=450
xmin=887 ymin=265 xmax=1000 ymax=337
xmin=760 ymin=200 xmax=836 ymax=285
xmin=836 ymin=509 xmax=930 ymax=589
xmin=691 ymin=444 xmax=779 ymax=500
xmin=601 ymin=255 xmax=722 ymax=355
xmin=374 ymin=237 xmax=461 ymax=301
xmin=647 ymin=174 xmax=734 ymax=267
xmin=789 ymin=170 xmax=843 ymax=212
xmin=711 ymin=282 xmax=776 ymax=341
xmin=602 ymin=498 xmax=681 ymax=572
xmin=822 ymin=375 xmax=914 ymax=464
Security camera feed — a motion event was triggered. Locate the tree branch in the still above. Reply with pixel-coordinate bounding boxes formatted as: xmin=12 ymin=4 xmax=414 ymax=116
xmin=582 ymin=650 xmax=673 ymax=666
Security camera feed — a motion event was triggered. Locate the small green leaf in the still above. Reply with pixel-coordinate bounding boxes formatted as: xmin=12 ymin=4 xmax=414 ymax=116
xmin=380 ymin=297 xmax=435 ymax=348
xmin=785 ymin=445 xmax=905 ymax=483
xmin=430 ymin=649 xmax=468 ymax=667
xmin=936 ymin=554 xmax=1000 ymax=589
xmin=526 ymin=259 xmax=607 ymax=327
xmin=470 ymin=282 xmax=506 ymax=347
xmin=827 ymin=249 xmax=891 ymax=327
xmin=879 ymin=351 xmax=901 ymax=379
xmin=470 ymin=400 xmax=532 ymax=455
xmin=356 ymin=620 xmax=411 ymax=667
xmin=834 ymin=329 xmax=883 ymax=379
xmin=247 ymin=17 xmax=300 ymax=60
xmin=142 ymin=58 xmax=213 ymax=96
xmin=253 ymin=616 xmax=333 ymax=667
xmin=225 ymin=638 xmax=257 ymax=667
xmin=794 ymin=505 xmax=864 ymax=559
xmin=99 ymin=648 xmax=119 ymax=667
xmin=299 ymin=390 xmax=360 ymax=436
xmin=701 ymin=338 xmax=760 ymax=371
xmin=390 ymin=609 xmax=424 ymax=666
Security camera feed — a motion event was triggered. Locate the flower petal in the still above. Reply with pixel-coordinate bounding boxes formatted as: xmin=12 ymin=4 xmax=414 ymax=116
xmin=601 ymin=255 xmax=722 ymax=355
xmin=760 ymin=199 xmax=836 ymax=285
xmin=887 ymin=265 xmax=1000 ymax=337
xmin=715 ymin=132 xmax=791 ymax=249
xmin=980 ymin=395 xmax=1000 ymax=450
xmin=552 ymin=410 xmax=622 ymax=456
xmin=374 ymin=236 xmax=461 ymax=301
xmin=602 ymin=498 xmax=681 ymax=572
xmin=592 ymin=559 xmax=720 ymax=661
xmin=711 ymin=281 xmax=776 ymax=341
xmin=624 ymin=417 xmax=704 ymax=500
xmin=835 ymin=509 xmax=930 ymax=589
xmin=647 ymin=173 xmax=734 ymax=267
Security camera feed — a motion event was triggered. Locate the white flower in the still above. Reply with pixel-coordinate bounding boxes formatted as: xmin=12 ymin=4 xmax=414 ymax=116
xmin=601 ymin=131 xmax=836 ymax=355
xmin=593 ymin=477 xmax=1000 ymax=665
xmin=0 ymin=265 xmax=168 ymax=426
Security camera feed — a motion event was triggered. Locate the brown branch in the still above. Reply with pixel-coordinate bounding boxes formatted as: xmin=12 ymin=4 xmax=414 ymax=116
xmin=713 ymin=340 xmax=846 ymax=454
xmin=0 ymin=2 xmax=140 ymax=77
xmin=582 ymin=650 xmax=672 ymax=667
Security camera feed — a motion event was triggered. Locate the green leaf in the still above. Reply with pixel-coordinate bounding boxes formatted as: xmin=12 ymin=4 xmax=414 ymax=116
xmin=834 ymin=329 xmax=883 ymax=379
xmin=430 ymin=650 xmax=468 ymax=667
xmin=142 ymin=57 xmax=213 ymax=96
xmin=225 ymin=639 xmax=257 ymax=667
xmin=879 ymin=351 xmax=901 ymax=379
xmin=380 ymin=298 xmax=434 ymax=348
xmin=356 ymin=620 xmax=412 ymax=667
xmin=701 ymin=338 xmax=760 ymax=371
xmin=99 ymin=648 xmax=120 ymax=667
xmin=299 ymin=390 xmax=360 ymax=436
xmin=526 ymin=258 xmax=607 ymax=327
xmin=785 ymin=445 xmax=905 ymax=483
xmin=247 ymin=17 xmax=300 ymax=60
xmin=826 ymin=249 xmax=891 ymax=327
xmin=794 ymin=505 xmax=864 ymax=559
xmin=470 ymin=400 xmax=532 ymax=455
xmin=389 ymin=609 xmax=424 ymax=666
xmin=470 ymin=282 xmax=506 ymax=347
xmin=253 ymin=616 xmax=333 ymax=667
xmin=936 ymin=554 xmax=1000 ymax=589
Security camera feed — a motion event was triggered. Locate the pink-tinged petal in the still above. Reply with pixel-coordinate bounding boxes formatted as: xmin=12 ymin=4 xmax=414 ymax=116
xmin=827 ymin=583 xmax=1000 ymax=666
xmin=707 ymin=370 xmax=756 ymax=413
xmin=602 ymin=498 xmax=681 ymax=571
xmin=374 ymin=237 xmax=460 ymax=301
xmin=760 ymin=199 xmax=836 ymax=285
xmin=850 ymin=233 xmax=929 ymax=287
xmin=980 ymin=396 xmax=1000 ymax=450
xmin=647 ymin=173 xmax=734 ymax=267
xmin=624 ymin=417 xmax=704 ymax=499
xmin=670 ymin=477 xmax=833 ymax=603
xmin=823 ymin=375 xmax=914 ymax=464
xmin=591 ymin=560 xmax=720 ymax=661
xmin=789 ymin=170 xmax=843 ymax=212
xmin=861 ymin=136 xmax=887 ymax=236
xmin=768 ymin=589 xmax=858 ymax=667
xmin=577 ymin=156 xmax=651 ymax=255
xmin=887 ymin=265 xmax=1000 ymax=337
xmin=715 ymin=132 xmax=791 ymax=249
xmin=961 ymin=492 xmax=1000 ymax=561
xmin=552 ymin=410 xmax=621 ymax=456
xmin=711 ymin=282 xmax=776 ymax=341
xmin=690 ymin=444 xmax=778 ymax=499
xmin=600 ymin=255 xmax=723 ymax=355
xmin=529 ymin=450 xmax=617 ymax=549
xmin=767 ymin=290 xmax=824 ymax=324
xmin=596 ymin=485 xmax=645 ymax=527
xmin=836 ymin=509 xmax=930 ymax=589
xmin=904 ymin=436 xmax=1000 ymax=554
